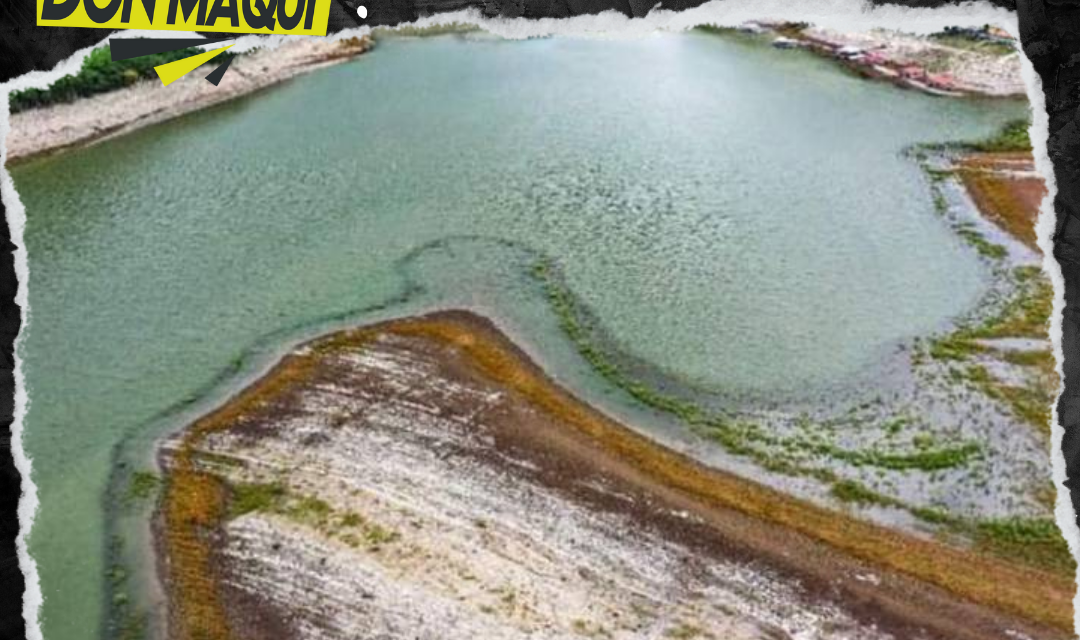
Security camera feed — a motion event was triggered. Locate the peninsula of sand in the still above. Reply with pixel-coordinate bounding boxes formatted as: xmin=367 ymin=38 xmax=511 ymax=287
xmin=155 ymin=307 xmax=1072 ymax=640
xmin=4 ymin=38 xmax=372 ymax=163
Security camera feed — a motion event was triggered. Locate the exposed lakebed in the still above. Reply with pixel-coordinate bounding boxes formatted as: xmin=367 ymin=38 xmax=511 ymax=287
xmin=9 ymin=32 xmax=1036 ymax=640
xmin=155 ymin=312 xmax=1070 ymax=640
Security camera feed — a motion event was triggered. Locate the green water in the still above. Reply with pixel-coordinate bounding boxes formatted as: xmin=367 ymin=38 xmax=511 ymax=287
xmin=10 ymin=33 xmax=1028 ymax=639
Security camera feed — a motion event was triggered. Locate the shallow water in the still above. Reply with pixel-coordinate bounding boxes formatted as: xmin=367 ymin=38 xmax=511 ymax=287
xmin=10 ymin=33 xmax=1027 ymax=639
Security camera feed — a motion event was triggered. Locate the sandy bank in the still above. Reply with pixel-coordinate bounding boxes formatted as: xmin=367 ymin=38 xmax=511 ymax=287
xmin=156 ymin=311 xmax=1072 ymax=640
xmin=4 ymin=38 xmax=371 ymax=164
xmin=955 ymin=152 xmax=1047 ymax=252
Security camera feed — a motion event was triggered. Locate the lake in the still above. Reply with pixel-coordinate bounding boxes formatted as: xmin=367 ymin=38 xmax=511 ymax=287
xmin=9 ymin=32 xmax=1027 ymax=640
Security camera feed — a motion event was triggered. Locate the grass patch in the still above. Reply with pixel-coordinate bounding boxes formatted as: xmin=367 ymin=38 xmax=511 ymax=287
xmin=974 ymin=518 xmax=1075 ymax=574
xmin=958 ymin=362 xmax=1054 ymax=436
xmin=363 ymin=523 xmax=400 ymax=547
xmin=969 ymin=119 xmax=1032 ymax=154
xmin=955 ymin=226 xmax=1008 ymax=260
xmin=831 ymin=480 xmax=900 ymax=508
xmin=228 ymin=481 xmax=286 ymax=517
xmin=283 ymin=494 xmax=334 ymax=526
xmin=831 ymin=479 xmax=960 ymax=527
xmin=227 ymin=482 xmax=391 ymax=543
xmin=1001 ymin=349 xmax=1054 ymax=368
xmin=830 ymin=481 xmax=1073 ymax=572
xmin=339 ymin=512 xmax=364 ymax=528
xmin=929 ymin=334 xmax=984 ymax=361
xmin=929 ymin=267 xmax=1051 ymax=363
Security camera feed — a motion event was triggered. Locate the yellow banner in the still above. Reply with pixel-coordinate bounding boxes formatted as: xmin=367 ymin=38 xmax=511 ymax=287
xmin=37 ymin=0 xmax=332 ymax=35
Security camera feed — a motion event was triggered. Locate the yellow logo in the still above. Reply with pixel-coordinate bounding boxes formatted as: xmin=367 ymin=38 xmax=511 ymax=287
xmin=37 ymin=0 xmax=333 ymax=35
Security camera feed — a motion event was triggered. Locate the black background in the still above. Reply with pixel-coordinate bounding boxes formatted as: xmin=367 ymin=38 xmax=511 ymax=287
xmin=0 ymin=1 xmax=1077 ymax=638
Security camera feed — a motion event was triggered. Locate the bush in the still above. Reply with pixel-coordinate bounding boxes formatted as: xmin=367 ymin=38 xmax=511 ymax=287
xmin=9 ymin=43 xmax=237 ymax=113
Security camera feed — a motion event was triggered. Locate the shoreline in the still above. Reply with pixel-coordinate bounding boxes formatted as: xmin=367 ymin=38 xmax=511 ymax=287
xmin=114 ymin=139 xmax=1063 ymax=640
xmin=12 ymin=30 xmax=1052 ymax=639
xmin=154 ymin=310 xmax=1072 ymax=640
xmin=521 ymin=139 xmax=1059 ymax=543
xmin=705 ymin=24 xmax=1026 ymax=99
xmin=3 ymin=37 xmax=372 ymax=165
xmin=789 ymin=25 xmax=1026 ymax=99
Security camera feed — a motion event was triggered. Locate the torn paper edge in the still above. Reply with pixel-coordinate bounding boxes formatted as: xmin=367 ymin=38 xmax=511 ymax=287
xmin=0 ymin=1 xmax=1069 ymax=639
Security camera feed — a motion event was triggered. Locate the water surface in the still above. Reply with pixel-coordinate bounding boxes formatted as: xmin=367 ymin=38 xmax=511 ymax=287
xmin=10 ymin=33 xmax=1027 ymax=639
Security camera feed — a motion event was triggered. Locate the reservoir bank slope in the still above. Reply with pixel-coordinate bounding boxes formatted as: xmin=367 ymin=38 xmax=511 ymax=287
xmin=4 ymin=38 xmax=372 ymax=164
xmin=155 ymin=311 xmax=1071 ymax=640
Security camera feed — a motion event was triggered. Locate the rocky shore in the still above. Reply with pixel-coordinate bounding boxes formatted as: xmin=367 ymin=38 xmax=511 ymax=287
xmin=4 ymin=37 xmax=372 ymax=164
xmin=155 ymin=312 xmax=1072 ymax=640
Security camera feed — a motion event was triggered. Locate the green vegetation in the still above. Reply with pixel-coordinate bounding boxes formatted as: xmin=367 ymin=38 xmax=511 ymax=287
xmin=9 ymin=44 xmax=237 ymax=113
xmin=925 ymin=266 xmax=1055 ymax=435
xmin=955 ymin=224 xmax=1008 ymax=260
xmin=226 ymin=480 xmax=399 ymax=549
xmin=967 ymin=365 xmax=1054 ymax=437
xmin=694 ymin=25 xmax=736 ymax=35
xmin=282 ymin=494 xmax=334 ymax=526
xmin=124 ymin=471 xmax=160 ymax=504
xmin=531 ymin=256 xmax=1053 ymax=557
xmin=913 ymin=119 xmax=1032 ymax=157
xmin=831 ymin=479 xmax=900 ymax=508
xmin=229 ymin=481 xmax=286 ymax=517
xmin=884 ymin=417 xmax=907 ymax=436
xmin=916 ymin=152 xmax=1008 ymax=262
xmin=831 ymin=478 xmax=956 ymax=525
xmin=974 ymin=518 xmax=1074 ymax=573
xmin=339 ymin=512 xmax=364 ymax=528
xmin=695 ymin=418 xmax=981 ymax=472
xmin=927 ymin=268 xmax=1051 ymax=357
xmin=105 ymin=536 xmax=150 ymax=640
xmin=975 ymin=266 xmax=1052 ymax=340
xmin=970 ymin=118 xmax=1032 ymax=153
xmin=532 ymin=256 xmax=986 ymax=529
xmin=362 ymin=523 xmax=400 ymax=546
xmin=830 ymin=479 xmax=1073 ymax=572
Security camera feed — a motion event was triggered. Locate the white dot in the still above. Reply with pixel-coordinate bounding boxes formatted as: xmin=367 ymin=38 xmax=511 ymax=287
xmin=356 ymin=5 xmax=367 ymax=18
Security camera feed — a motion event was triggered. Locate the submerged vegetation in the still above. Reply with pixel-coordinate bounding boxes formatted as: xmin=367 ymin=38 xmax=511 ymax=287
xmin=529 ymin=174 xmax=1060 ymax=562
xmin=124 ymin=471 xmax=160 ymax=504
xmin=531 ymin=259 xmax=986 ymax=498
